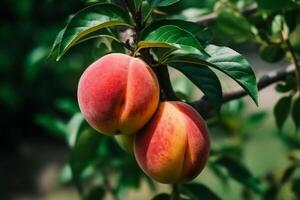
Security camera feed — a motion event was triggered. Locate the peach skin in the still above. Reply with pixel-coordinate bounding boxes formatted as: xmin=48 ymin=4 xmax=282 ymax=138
xmin=77 ymin=53 xmax=159 ymax=135
xmin=134 ymin=101 xmax=210 ymax=183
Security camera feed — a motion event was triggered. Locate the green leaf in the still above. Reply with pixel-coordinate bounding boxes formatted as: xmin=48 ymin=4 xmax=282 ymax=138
xmin=180 ymin=183 xmax=222 ymax=200
xmin=216 ymin=9 xmax=254 ymax=43
xmin=215 ymin=156 xmax=263 ymax=193
xmin=147 ymin=0 xmax=180 ymax=7
xmin=167 ymin=45 xmax=258 ymax=105
xmin=257 ymin=0 xmax=297 ymax=10
xmin=67 ymin=113 xmax=85 ymax=147
xmin=170 ymin=63 xmax=223 ymax=110
xmin=55 ymin=3 xmax=132 ymax=60
xmin=141 ymin=19 xmax=207 ymax=41
xmin=151 ymin=193 xmax=171 ymax=200
xmin=292 ymin=96 xmax=300 ymax=131
xmin=274 ymin=96 xmax=292 ymax=130
xmin=50 ymin=29 xmax=65 ymax=58
xmin=201 ymin=45 xmax=258 ymax=104
xmin=260 ymin=44 xmax=285 ymax=63
xmin=70 ymin=128 xmax=102 ymax=191
xmin=138 ymin=25 xmax=209 ymax=59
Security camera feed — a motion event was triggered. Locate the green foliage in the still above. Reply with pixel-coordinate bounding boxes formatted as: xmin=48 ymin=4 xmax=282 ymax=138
xmin=292 ymin=96 xmax=300 ymax=131
xmin=52 ymin=3 xmax=133 ymax=60
xmin=214 ymin=156 xmax=263 ymax=193
xmin=274 ymin=96 xmax=292 ymax=130
xmin=151 ymin=193 xmax=171 ymax=200
xmin=180 ymin=183 xmax=222 ymax=200
xmin=256 ymin=0 xmax=297 ymax=10
xmin=171 ymin=63 xmax=223 ymax=110
xmin=167 ymin=45 xmax=258 ymax=106
xmin=260 ymin=44 xmax=286 ymax=63
xmin=216 ymin=9 xmax=255 ymax=43
xmin=140 ymin=19 xmax=207 ymax=42
xmin=139 ymin=25 xmax=208 ymax=59
xmin=147 ymin=0 xmax=180 ymax=7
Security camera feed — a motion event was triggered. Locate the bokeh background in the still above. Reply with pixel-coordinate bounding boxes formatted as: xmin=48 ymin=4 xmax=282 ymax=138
xmin=1 ymin=0 xmax=300 ymax=200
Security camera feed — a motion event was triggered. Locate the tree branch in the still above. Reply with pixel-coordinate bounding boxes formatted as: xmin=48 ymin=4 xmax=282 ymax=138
xmin=195 ymin=3 xmax=258 ymax=25
xmin=191 ymin=65 xmax=296 ymax=118
xmin=152 ymin=65 xmax=179 ymax=101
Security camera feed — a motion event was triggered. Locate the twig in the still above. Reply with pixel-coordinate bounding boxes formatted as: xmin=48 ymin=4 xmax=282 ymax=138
xmin=171 ymin=184 xmax=180 ymax=200
xmin=191 ymin=65 xmax=296 ymax=118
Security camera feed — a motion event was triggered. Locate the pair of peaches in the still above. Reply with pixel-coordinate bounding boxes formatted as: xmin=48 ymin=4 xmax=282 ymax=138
xmin=77 ymin=53 xmax=210 ymax=184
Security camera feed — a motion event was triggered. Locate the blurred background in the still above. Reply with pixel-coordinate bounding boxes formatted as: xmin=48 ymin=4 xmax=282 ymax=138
xmin=1 ymin=0 xmax=300 ymax=200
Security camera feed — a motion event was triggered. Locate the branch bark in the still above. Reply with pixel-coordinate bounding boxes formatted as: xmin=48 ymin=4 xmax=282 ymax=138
xmin=191 ymin=65 xmax=296 ymax=118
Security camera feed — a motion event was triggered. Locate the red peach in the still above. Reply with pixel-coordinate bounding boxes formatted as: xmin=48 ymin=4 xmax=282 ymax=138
xmin=134 ymin=101 xmax=210 ymax=183
xmin=77 ymin=53 xmax=159 ymax=135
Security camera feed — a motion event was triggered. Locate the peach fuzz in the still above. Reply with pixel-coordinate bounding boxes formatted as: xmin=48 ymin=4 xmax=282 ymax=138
xmin=77 ymin=53 xmax=159 ymax=135
xmin=134 ymin=101 xmax=210 ymax=183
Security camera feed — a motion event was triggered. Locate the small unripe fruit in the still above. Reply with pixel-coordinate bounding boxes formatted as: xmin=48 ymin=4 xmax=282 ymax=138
xmin=134 ymin=101 xmax=210 ymax=183
xmin=77 ymin=53 xmax=159 ymax=135
xmin=115 ymin=134 xmax=135 ymax=153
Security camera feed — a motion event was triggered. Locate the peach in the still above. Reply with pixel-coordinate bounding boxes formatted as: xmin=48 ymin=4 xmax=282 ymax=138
xmin=77 ymin=53 xmax=159 ymax=135
xmin=134 ymin=101 xmax=210 ymax=183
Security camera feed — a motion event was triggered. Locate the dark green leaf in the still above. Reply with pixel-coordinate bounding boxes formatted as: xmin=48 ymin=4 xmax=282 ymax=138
xmin=141 ymin=19 xmax=207 ymax=41
xmin=292 ymin=96 xmax=300 ymax=131
xmin=260 ymin=44 xmax=285 ymax=63
xmin=84 ymin=186 xmax=105 ymax=200
xmin=147 ymin=0 xmax=179 ymax=7
xmin=215 ymin=156 xmax=262 ymax=193
xmin=55 ymin=3 xmax=132 ymax=60
xmin=117 ymin=159 xmax=142 ymax=192
xmin=202 ymin=45 xmax=258 ymax=105
xmin=274 ymin=96 xmax=292 ymax=130
xmin=257 ymin=0 xmax=297 ymax=10
xmin=167 ymin=45 xmax=258 ymax=105
xmin=35 ymin=114 xmax=67 ymax=139
xmin=139 ymin=25 xmax=209 ymax=59
xmin=151 ymin=193 xmax=171 ymax=200
xmin=180 ymin=183 xmax=222 ymax=200
xmin=170 ymin=63 xmax=223 ymax=110
xmin=275 ymin=76 xmax=296 ymax=93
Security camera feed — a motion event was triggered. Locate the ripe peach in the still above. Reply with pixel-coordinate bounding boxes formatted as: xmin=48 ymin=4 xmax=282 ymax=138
xmin=134 ymin=101 xmax=210 ymax=183
xmin=77 ymin=53 xmax=159 ymax=135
